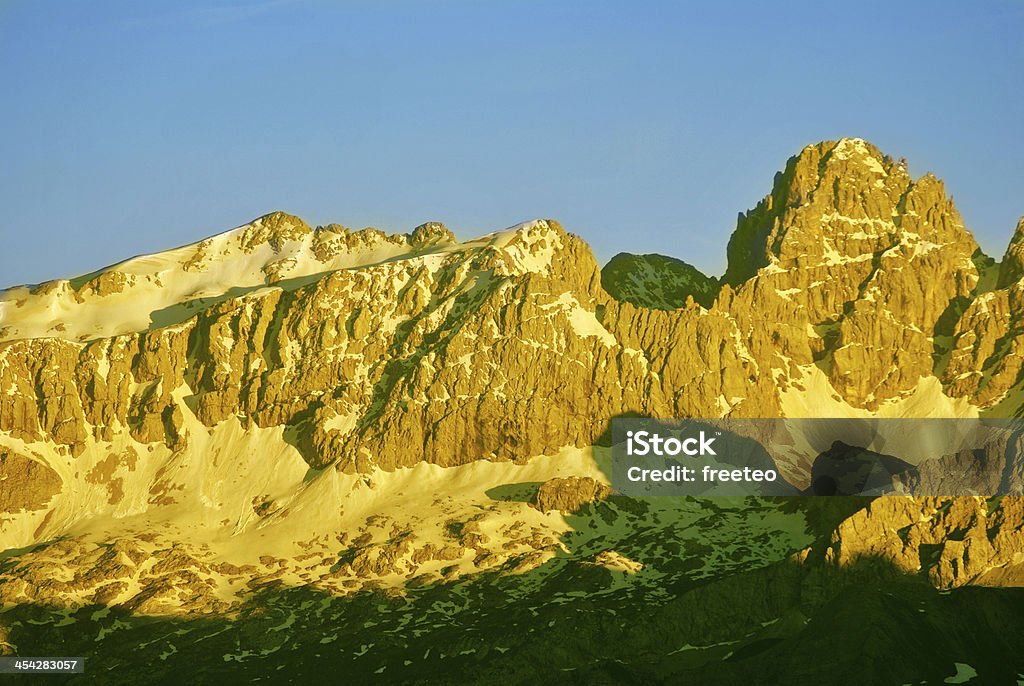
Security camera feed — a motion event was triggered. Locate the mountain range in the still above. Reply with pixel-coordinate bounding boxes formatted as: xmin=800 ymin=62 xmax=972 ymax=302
xmin=2 ymin=138 xmax=1023 ymax=684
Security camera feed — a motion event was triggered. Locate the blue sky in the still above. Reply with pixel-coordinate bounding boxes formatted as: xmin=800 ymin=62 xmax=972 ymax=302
xmin=1 ymin=0 xmax=1022 ymax=287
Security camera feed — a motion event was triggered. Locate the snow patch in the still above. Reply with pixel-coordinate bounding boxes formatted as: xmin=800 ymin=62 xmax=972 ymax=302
xmin=780 ymin=364 xmax=978 ymax=421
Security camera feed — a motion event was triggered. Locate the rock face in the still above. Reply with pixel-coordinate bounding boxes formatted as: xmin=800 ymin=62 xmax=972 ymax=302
xmin=942 ymin=215 xmax=1024 ymax=409
xmin=0 ymin=450 xmax=61 ymax=512
xmin=533 ymin=476 xmax=611 ymax=513
xmin=0 ymin=217 xmax=783 ymax=474
xmin=723 ymin=139 xmax=984 ymax=408
xmin=1 ymin=138 xmax=1024 ymax=683
xmin=824 ymin=495 xmax=1024 ymax=589
xmin=997 ymin=216 xmax=1024 ymax=288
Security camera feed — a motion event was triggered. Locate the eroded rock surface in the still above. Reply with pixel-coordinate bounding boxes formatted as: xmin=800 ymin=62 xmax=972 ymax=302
xmin=533 ymin=476 xmax=611 ymax=514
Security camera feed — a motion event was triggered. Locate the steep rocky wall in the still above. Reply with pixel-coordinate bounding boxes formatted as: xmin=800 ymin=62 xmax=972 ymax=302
xmin=720 ymin=139 xmax=982 ymax=408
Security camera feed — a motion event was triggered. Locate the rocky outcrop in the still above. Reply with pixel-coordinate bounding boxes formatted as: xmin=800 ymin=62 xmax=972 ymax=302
xmin=0 ymin=449 xmax=61 ymax=512
xmin=81 ymin=270 xmax=136 ymax=297
xmin=823 ymin=495 xmax=1024 ymax=589
xmin=235 ymin=211 xmax=313 ymax=253
xmin=532 ymin=476 xmax=611 ymax=513
xmin=408 ymin=221 xmax=456 ymax=247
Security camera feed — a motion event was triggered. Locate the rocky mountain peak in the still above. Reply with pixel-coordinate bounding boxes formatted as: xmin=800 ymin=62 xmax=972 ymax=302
xmin=997 ymin=216 xmax=1024 ymax=288
xmin=408 ymin=221 xmax=456 ymax=246
xmin=481 ymin=219 xmax=593 ymax=280
xmin=724 ymin=138 xmax=976 ymax=286
xmin=235 ymin=211 xmax=313 ymax=253
xmin=710 ymin=139 xmax=983 ymax=408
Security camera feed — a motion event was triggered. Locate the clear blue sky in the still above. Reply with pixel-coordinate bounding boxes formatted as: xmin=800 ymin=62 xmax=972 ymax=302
xmin=1 ymin=0 xmax=1022 ymax=288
